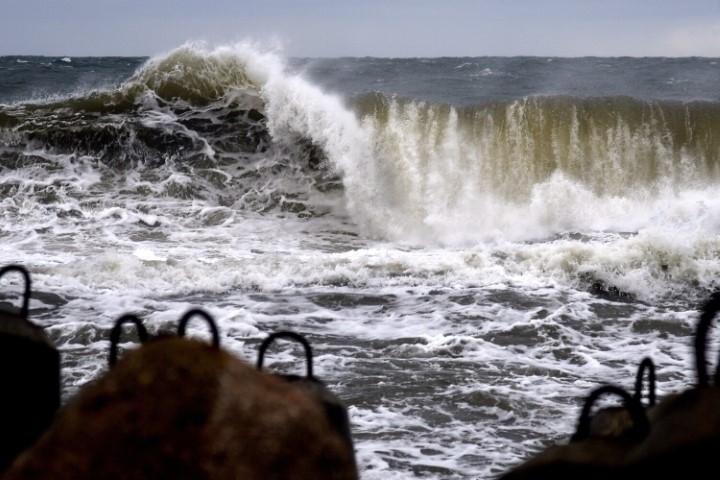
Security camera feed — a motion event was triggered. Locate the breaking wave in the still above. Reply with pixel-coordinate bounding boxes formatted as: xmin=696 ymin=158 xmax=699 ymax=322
xmin=3 ymin=43 xmax=720 ymax=246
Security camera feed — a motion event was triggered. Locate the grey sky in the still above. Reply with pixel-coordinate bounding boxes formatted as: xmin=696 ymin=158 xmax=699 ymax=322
xmin=1 ymin=0 xmax=720 ymax=57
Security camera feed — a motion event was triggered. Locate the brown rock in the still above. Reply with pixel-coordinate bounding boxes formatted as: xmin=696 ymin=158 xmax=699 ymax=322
xmin=4 ymin=336 xmax=358 ymax=480
xmin=621 ymin=386 xmax=720 ymax=477
xmin=498 ymin=385 xmax=649 ymax=480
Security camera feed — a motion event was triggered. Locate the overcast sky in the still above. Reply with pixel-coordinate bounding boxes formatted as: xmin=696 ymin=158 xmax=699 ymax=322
xmin=1 ymin=0 xmax=720 ymax=58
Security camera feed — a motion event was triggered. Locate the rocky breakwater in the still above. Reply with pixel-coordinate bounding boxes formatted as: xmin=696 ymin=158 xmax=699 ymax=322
xmin=3 ymin=311 xmax=358 ymax=480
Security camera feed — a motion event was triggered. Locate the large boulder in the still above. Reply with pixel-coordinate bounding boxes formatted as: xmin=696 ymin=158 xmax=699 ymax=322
xmin=0 ymin=265 xmax=60 ymax=474
xmin=3 ymin=335 xmax=358 ymax=480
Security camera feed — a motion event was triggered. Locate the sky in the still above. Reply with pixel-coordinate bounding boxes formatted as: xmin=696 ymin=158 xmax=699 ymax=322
xmin=1 ymin=0 xmax=720 ymax=58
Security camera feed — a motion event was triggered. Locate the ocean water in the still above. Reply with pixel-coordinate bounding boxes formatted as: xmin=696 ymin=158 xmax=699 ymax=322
xmin=2 ymin=43 xmax=720 ymax=479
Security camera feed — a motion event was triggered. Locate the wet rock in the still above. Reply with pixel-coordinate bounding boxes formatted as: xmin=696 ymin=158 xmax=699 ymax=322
xmin=587 ymin=280 xmax=634 ymax=302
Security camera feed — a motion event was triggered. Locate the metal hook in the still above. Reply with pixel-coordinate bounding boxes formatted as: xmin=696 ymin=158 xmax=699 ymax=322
xmin=256 ymin=331 xmax=314 ymax=379
xmin=572 ymin=384 xmax=649 ymax=442
xmin=0 ymin=265 xmax=32 ymax=319
xmin=177 ymin=309 xmax=220 ymax=348
xmin=109 ymin=314 xmax=149 ymax=367
xmin=695 ymin=291 xmax=720 ymax=387
xmin=633 ymin=357 xmax=656 ymax=407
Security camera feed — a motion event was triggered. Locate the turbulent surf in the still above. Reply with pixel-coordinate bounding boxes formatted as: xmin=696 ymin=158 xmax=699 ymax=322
xmin=2 ymin=43 xmax=720 ymax=479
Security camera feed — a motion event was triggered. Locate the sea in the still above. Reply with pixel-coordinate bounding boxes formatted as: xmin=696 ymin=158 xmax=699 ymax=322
xmin=1 ymin=42 xmax=720 ymax=479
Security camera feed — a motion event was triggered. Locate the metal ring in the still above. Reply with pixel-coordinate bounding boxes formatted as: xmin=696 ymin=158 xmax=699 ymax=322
xmin=256 ymin=331 xmax=314 ymax=378
xmin=695 ymin=291 xmax=720 ymax=387
xmin=572 ymin=384 xmax=649 ymax=442
xmin=0 ymin=264 xmax=32 ymax=318
xmin=634 ymin=357 xmax=656 ymax=407
xmin=109 ymin=314 xmax=149 ymax=367
xmin=177 ymin=309 xmax=220 ymax=348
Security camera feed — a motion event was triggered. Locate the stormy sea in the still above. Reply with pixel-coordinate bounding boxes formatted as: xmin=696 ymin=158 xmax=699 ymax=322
xmin=2 ymin=42 xmax=720 ymax=479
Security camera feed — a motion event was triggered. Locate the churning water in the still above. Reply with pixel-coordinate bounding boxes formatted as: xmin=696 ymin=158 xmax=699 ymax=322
xmin=2 ymin=43 xmax=720 ymax=479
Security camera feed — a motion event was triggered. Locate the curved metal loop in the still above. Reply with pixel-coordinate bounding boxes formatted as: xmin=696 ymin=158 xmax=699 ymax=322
xmin=695 ymin=291 xmax=720 ymax=387
xmin=109 ymin=314 xmax=149 ymax=367
xmin=633 ymin=357 xmax=657 ymax=407
xmin=0 ymin=264 xmax=32 ymax=319
xmin=572 ymin=384 xmax=649 ymax=442
xmin=256 ymin=331 xmax=314 ymax=379
xmin=177 ymin=309 xmax=220 ymax=348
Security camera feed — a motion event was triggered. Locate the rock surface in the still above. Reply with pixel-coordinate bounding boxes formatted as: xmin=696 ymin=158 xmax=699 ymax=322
xmin=3 ymin=336 xmax=358 ymax=480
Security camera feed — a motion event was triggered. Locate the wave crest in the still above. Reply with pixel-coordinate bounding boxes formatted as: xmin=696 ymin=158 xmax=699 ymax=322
xmin=122 ymin=43 xmax=263 ymax=107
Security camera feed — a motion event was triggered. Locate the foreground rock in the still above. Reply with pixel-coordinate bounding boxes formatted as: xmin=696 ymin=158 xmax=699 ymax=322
xmin=4 ymin=336 xmax=358 ymax=480
xmin=498 ymin=384 xmax=650 ymax=480
xmin=0 ymin=265 xmax=60 ymax=474
xmin=498 ymin=293 xmax=720 ymax=480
